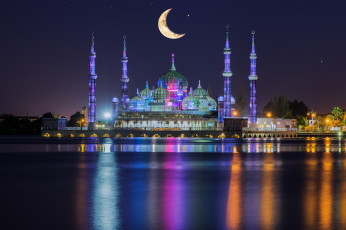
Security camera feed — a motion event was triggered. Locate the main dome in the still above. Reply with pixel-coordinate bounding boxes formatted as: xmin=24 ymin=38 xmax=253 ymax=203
xmin=159 ymin=54 xmax=188 ymax=91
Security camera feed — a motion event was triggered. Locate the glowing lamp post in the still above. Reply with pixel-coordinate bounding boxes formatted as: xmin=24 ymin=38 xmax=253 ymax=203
xmin=80 ymin=119 xmax=85 ymax=130
xmin=266 ymin=112 xmax=272 ymax=118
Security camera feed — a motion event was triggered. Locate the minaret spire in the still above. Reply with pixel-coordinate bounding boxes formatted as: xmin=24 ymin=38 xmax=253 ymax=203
xmin=170 ymin=53 xmax=176 ymax=71
xmin=249 ymin=30 xmax=258 ymax=125
xmin=121 ymin=35 xmax=130 ymax=110
xmin=88 ymin=33 xmax=98 ymax=130
xmin=222 ymin=25 xmax=233 ymax=120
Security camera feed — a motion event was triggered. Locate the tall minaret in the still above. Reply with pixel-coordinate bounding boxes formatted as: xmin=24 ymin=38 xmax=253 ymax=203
xmin=223 ymin=25 xmax=233 ymax=119
xmin=88 ymin=33 xmax=97 ymax=130
xmin=121 ymin=35 xmax=130 ymax=109
xmin=249 ymin=31 xmax=258 ymax=125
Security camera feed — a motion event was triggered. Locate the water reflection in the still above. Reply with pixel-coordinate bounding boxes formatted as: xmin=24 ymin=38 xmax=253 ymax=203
xmin=226 ymin=152 xmax=242 ymax=229
xmin=92 ymin=145 xmax=120 ymax=230
xmin=261 ymin=152 xmax=278 ymax=229
xmin=68 ymin=138 xmax=346 ymax=229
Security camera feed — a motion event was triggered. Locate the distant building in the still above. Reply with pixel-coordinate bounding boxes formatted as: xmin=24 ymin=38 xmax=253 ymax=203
xmin=256 ymin=118 xmax=297 ymax=131
xmin=42 ymin=118 xmax=66 ymax=130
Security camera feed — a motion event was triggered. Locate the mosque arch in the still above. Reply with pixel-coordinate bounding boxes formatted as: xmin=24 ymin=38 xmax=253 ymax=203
xmin=153 ymin=134 xmax=160 ymax=137
xmin=90 ymin=133 xmax=98 ymax=137
xmin=166 ymin=134 xmax=173 ymax=137
xmin=43 ymin=133 xmax=50 ymax=137
xmin=141 ymin=134 xmax=148 ymax=137
xmin=79 ymin=133 xmax=86 ymax=137
xmin=55 ymin=133 xmax=62 ymax=137
xmin=115 ymin=134 xmax=122 ymax=138
xmin=68 ymin=133 xmax=75 ymax=138
xmin=179 ymin=134 xmax=185 ymax=138
xmin=102 ymin=134 xmax=110 ymax=137
xmin=127 ymin=134 xmax=134 ymax=138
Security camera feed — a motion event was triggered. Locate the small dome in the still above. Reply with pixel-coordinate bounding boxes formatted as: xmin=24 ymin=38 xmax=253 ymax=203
xmin=182 ymin=94 xmax=199 ymax=109
xmin=218 ymin=96 xmax=224 ymax=101
xmin=192 ymin=81 xmax=208 ymax=99
xmin=129 ymin=96 xmax=146 ymax=111
xmin=231 ymin=96 xmax=235 ymax=104
xmin=153 ymin=85 xmax=169 ymax=100
xmin=140 ymin=81 xmax=151 ymax=99
xmin=206 ymin=96 xmax=217 ymax=110
xmin=112 ymin=97 xmax=119 ymax=103
xmin=130 ymin=96 xmax=143 ymax=102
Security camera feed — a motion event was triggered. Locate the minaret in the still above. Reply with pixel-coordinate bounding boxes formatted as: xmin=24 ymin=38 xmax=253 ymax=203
xmin=249 ymin=31 xmax=258 ymax=125
xmin=88 ymin=33 xmax=97 ymax=130
xmin=222 ymin=25 xmax=233 ymax=120
xmin=121 ymin=35 xmax=130 ymax=109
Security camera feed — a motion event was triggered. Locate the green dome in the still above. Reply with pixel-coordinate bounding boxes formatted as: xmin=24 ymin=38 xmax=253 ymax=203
xmin=192 ymin=81 xmax=208 ymax=99
xmin=159 ymin=54 xmax=188 ymax=91
xmin=206 ymin=96 xmax=217 ymax=109
xmin=153 ymin=85 xmax=169 ymax=100
xmin=182 ymin=94 xmax=199 ymax=109
xmin=129 ymin=95 xmax=146 ymax=111
xmin=139 ymin=81 xmax=151 ymax=99
xmin=130 ymin=96 xmax=142 ymax=102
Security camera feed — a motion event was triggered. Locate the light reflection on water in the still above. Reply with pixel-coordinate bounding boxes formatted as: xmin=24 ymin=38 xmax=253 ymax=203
xmin=2 ymin=137 xmax=346 ymax=229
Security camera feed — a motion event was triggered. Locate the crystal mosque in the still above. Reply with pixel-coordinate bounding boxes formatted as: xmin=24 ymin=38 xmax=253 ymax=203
xmin=41 ymin=27 xmax=299 ymax=138
xmin=86 ymin=27 xmax=258 ymax=133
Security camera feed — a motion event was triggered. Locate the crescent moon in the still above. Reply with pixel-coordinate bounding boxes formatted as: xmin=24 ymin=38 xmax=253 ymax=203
xmin=158 ymin=8 xmax=185 ymax=39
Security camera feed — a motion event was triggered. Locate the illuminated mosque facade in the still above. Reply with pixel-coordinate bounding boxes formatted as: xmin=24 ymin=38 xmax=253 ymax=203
xmin=87 ymin=28 xmax=258 ymax=131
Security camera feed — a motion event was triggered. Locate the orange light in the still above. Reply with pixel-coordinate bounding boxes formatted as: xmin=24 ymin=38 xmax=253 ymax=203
xmin=266 ymin=112 xmax=272 ymax=118
xmin=233 ymin=111 xmax=238 ymax=116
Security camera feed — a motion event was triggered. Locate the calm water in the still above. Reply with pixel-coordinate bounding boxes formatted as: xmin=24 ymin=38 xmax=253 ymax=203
xmin=0 ymin=136 xmax=346 ymax=230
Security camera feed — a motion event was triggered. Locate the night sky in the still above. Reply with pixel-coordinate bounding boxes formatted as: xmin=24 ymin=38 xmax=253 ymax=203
xmin=1 ymin=0 xmax=345 ymax=118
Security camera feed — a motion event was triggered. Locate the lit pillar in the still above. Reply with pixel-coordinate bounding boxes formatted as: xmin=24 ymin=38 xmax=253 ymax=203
xmin=88 ymin=33 xmax=97 ymax=130
xmin=223 ymin=25 xmax=233 ymax=118
xmin=112 ymin=97 xmax=119 ymax=123
xmin=121 ymin=35 xmax=130 ymax=110
xmin=249 ymin=31 xmax=258 ymax=126
xmin=218 ymin=96 xmax=225 ymax=123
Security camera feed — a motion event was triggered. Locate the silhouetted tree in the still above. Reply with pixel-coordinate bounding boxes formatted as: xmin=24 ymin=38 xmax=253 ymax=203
xmin=67 ymin=112 xmax=84 ymax=127
xmin=263 ymin=96 xmax=291 ymax=118
xmin=289 ymin=100 xmax=309 ymax=118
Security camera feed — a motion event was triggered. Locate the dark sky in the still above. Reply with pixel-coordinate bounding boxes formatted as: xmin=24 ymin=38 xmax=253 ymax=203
xmin=1 ymin=0 xmax=346 ymax=118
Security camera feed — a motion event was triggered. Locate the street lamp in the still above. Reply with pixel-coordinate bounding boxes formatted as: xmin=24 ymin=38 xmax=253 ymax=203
xmin=266 ymin=112 xmax=272 ymax=118
xmin=80 ymin=119 xmax=85 ymax=130
xmin=233 ymin=111 xmax=238 ymax=117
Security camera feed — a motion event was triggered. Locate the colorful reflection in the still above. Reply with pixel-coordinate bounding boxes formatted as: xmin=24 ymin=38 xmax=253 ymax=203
xmin=226 ymin=152 xmax=242 ymax=229
xmin=162 ymin=152 xmax=185 ymax=230
xmin=304 ymin=152 xmax=318 ymax=228
xmin=92 ymin=150 xmax=120 ymax=230
xmin=319 ymin=152 xmax=333 ymax=229
xmin=261 ymin=152 xmax=277 ymax=229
